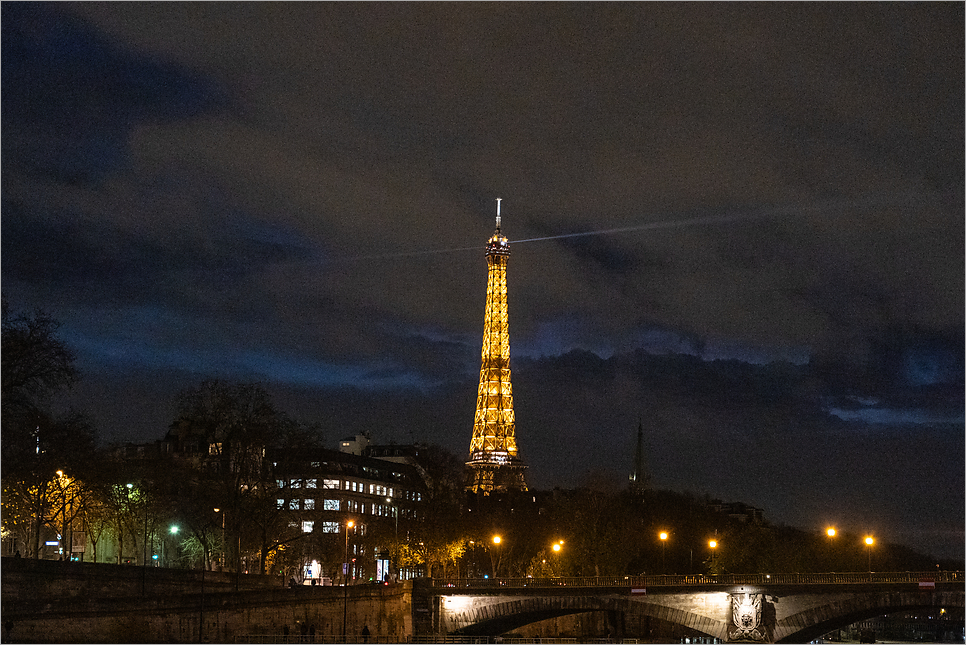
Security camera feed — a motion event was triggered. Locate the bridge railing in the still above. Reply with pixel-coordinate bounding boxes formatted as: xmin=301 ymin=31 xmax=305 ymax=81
xmin=420 ymin=571 xmax=963 ymax=590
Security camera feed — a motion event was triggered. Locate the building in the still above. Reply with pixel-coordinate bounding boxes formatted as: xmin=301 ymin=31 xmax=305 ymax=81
xmin=709 ymin=499 xmax=765 ymax=524
xmin=465 ymin=199 xmax=528 ymax=494
xmin=270 ymin=445 xmax=428 ymax=582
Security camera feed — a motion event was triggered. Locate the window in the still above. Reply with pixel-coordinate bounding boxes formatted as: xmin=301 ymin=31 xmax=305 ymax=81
xmin=302 ymin=521 xmax=314 ymax=533
xmin=290 ymin=479 xmax=301 ymax=489
xmin=209 ymin=442 xmax=222 ymax=455
xmin=277 ymin=498 xmax=285 ymax=509
xmin=323 ymin=499 xmax=340 ymax=511
xmin=289 ymin=499 xmax=299 ymax=510
xmin=304 ymin=499 xmax=315 ymax=510
xmin=323 ymin=479 xmax=340 ymax=490
xmin=305 ymin=479 xmax=317 ymax=489
xmin=276 ymin=479 xmax=286 ymax=488
xmin=322 ymin=522 xmax=339 ymax=533
xmin=311 ymin=461 xmax=321 ymax=468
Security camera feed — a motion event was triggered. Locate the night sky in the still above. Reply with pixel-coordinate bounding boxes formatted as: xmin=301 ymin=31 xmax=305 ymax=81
xmin=3 ymin=3 xmax=963 ymax=560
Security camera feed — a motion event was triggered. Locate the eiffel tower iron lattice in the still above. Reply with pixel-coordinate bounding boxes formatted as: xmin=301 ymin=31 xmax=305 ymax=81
xmin=466 ymin=199 xmax=528 ymax=494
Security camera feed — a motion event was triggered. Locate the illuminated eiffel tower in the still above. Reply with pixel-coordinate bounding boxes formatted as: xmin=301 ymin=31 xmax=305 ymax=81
xmin=465 ymin=199 xmax=528 ymax=494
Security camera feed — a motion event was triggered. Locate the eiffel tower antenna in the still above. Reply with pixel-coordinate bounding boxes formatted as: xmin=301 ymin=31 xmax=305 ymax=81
xmin=465 ymin=200 xmax=527 ymax=494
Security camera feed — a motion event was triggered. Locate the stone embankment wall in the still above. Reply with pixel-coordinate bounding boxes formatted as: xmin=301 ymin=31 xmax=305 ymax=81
xmin=1 ymin=558 xmax=412 ymax=643
xmin=1 ymin=556 xmax=282 ymax=600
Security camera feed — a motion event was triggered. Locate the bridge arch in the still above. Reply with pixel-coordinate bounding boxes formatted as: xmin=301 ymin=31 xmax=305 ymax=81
xmin=424 ymin=575 xmax=965 ymax=643
xmin=442 ymin=594 xmax=727 ymax=639
xmin=775 ymin=590 xmax=963 ymax=643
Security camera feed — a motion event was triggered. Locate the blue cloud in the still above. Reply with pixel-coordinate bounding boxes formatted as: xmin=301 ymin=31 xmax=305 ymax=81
xmin=2 ymin=2 xmax=226 ymax=184
xmin=827 ymin=406 xmax=964 ymax=426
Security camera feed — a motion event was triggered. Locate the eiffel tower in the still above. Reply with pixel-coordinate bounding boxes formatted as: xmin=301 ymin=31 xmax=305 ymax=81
xmin=465 ymin=199 xmax=528 ymax=494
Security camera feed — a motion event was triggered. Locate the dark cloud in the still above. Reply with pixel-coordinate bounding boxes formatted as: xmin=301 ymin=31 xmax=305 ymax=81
xmin=4 ymin=3 xmax=963 ymax=559
xmin=2 ymin=2 xmax=226 ymax=185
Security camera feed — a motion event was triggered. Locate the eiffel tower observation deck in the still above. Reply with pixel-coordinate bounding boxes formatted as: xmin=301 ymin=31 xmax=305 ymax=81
xmin=465 ymin=199 xmax=528 ymax=494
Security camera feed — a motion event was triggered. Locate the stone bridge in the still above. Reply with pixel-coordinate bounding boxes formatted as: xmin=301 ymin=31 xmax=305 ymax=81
xmin=414 ymin=572 xmax=964 ymax=643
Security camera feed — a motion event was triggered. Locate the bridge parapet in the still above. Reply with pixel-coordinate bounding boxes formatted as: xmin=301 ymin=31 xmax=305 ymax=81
xmin=414 ymin=573 xmax=964 ymax=643
xmin=420 ymin=571 xmax=963 ymax=590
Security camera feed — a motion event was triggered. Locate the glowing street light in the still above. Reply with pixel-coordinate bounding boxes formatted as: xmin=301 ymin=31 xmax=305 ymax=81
xmin=824 ymin=527 xmax=837 ymax=570
xmin=708 ymin=539 xmax=718 ymax=573
xmin=490 ymin=535 xmax=503 ymax=578
xmin=659 ymin=531 xmax=669 ymax=573
xmin=343 ymin=519 xmax=355 ymax=641
xmin=864 ymin=536 xmax=874 ymax=572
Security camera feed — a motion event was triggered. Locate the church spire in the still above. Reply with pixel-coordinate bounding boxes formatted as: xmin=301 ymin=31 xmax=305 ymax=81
xmin=630 ymin=419 xmax=648 ymax=494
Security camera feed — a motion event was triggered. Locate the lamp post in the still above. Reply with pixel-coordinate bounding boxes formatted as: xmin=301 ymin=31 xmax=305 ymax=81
xmin=166 ymin=525 xmax=179 ymax=568
xmin=550 ymin=540 xmax=563 ymax=577
xmin=386 ymin=497 xmax=398 ymax=581
xmin=55 ymin=470 xmax=68 ymax=560
xmin=864 ymin=536 xmax=874 ymax=573
xmin=659 ymin=532 xmax=669 ymax=574
xmin=343 ymin=519 xmax=354 ymax=642
xmin=490 ymin=535 xmax=502 ymax=578
xmin=826 ymin=528 xmax=836 ymax=570
xmin=708 ymin=539 xmax=718 ymax=574
xmin=213 ymin=508 xmax=225 ymax=571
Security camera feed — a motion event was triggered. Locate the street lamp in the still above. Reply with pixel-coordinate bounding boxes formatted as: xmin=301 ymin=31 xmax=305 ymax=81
xmin=491 ymin=535 xmax=502 ymax=578
xmin=659 ymin=532 xmax=669 ymax=574
xmin=864 ymin=536 xmax=874 ymax=572
xmin=708 ymin=539 xmax=718 ymax=573
xmin=550 ymin=540 xmax=563 ymax=576
xmin=826 ymin=528 xmax=836 ymax=570
xmin=343 ymin=519 xmax=355 ymax=643
xmin=165 ymin=525 xmax=179 ymax=568
xmin=386 ymin=497 xmax=398 ymax=581
xmin=54 ymin=470 xmax=69 ymax=560
xmin=213 ymin=508 xmax=226 ymax=571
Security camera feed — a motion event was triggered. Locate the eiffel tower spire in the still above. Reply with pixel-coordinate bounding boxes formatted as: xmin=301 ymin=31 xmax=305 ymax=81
xmin=465 ymin=199 xmax=527 ymax=494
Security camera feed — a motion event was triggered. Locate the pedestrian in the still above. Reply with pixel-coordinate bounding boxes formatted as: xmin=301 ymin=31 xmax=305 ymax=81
xmin=13 ymin=550 xmax=21 ymax=559
xmin=361 ymin=625 xmax=370 ymax=643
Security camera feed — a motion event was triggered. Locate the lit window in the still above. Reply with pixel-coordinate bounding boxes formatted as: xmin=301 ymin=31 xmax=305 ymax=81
xmin=323 ymin=479 xmax=340 ymax=490
xmin=209 ymin=442 xmax=222 ymax=455
xmin=305 ymin=479 xmax=317 ymax=488
xmin=289 ymin=500 xmax=299 ymax=510
xmin=290 ymin=479 xmax=301 ymax=489
xmin=322 ymin=522 xmax=339 ymax=533
xmin=277 ymin=499 xmax=285 ymax=509
xmin=304 ymin=499 xmax=315 ymax=510
xmin=302 ymin=521 xmax=314 ymax=533
xmin=323 ymin=499 xmax=340 ymax=511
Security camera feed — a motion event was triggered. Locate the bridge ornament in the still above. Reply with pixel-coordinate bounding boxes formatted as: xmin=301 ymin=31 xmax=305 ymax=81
xmin=729 ymin=592 xmax=766 ymax=642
